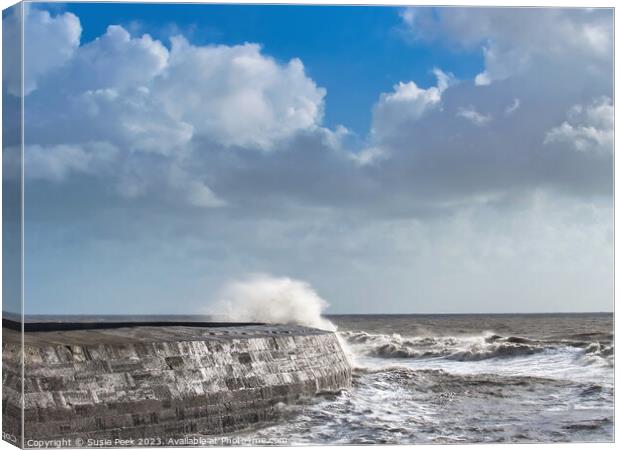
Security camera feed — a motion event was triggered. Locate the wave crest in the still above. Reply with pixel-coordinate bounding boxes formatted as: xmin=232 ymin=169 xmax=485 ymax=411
xmin=211 ymin=273 xmax=336 ymax=331
xmin=340 ymin=330 xmax=545 ymax=361
xmin=580 ymin=342 xmax=614 ymax=366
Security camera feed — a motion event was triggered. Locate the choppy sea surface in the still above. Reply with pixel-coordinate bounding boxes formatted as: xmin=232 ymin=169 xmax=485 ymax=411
xmin=16 ymin=312 xmax=613 ymax=444
xmin=236 ymin=313 xmax=614 ymax=444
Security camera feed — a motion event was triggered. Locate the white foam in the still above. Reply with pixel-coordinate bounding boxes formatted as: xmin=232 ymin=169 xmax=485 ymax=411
xmin=340 ymin=330 xmax=613 ymax=385
xmin=210 ymin=273 xmax=337 ymax=331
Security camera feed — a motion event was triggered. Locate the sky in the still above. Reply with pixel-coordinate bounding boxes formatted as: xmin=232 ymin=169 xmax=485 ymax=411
xmin=2 ymin=2 xmax=613 ymax=315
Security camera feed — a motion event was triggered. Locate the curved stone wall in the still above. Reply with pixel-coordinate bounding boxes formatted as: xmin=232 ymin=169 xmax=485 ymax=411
xmin=2 ymin=324 xmax=351 ymax=445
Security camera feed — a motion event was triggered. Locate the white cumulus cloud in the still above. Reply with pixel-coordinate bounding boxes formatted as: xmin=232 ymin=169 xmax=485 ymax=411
xmin=401 ymin=8 xmax=612 ymax=85
xmin=4 ymin=5 xmax=81 ymax=95
xmin=372 ymin=68 xmax=453 ymax=140
xmin=155 ymin=36 xmax=326 ymax=150
xmin=65 ymin=25 xmax=168 ymax=92
xmin=545 ymin=97 xmax=613 ymax=154
xmin=17 ymin=7 xmax=329 ymax=208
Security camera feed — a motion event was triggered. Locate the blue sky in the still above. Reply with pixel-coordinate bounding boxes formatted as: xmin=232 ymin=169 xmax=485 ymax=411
xmin=63 ymin=3 xmax=483 ymax=135
xmin=1 ymin=3 xmax=613 ymax=316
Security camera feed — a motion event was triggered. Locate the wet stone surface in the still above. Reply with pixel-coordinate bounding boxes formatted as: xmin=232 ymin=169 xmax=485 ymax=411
xmin=2 ymin=325 xmax=352 ymax=445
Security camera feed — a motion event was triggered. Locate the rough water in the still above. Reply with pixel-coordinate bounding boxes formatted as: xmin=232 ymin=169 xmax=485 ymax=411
xmin=235 ymin=313 xmax=613 ymax=444
xmin=18 ymin=312 xmax=613 ymax=444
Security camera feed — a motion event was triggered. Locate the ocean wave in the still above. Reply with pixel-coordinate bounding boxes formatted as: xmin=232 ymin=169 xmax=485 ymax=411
xmin=354 ymin=366 xmax=611 ymax=402
xmin=584 ymin=342 xmax=614 ymax=357
xmin=579 ymin=342 xmax=614 ymax=366
xmin=340 ymin=330 xmax=547 ymax=362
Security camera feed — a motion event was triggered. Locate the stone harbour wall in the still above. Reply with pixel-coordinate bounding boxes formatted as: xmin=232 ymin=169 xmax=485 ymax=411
xmin=2 ymin=324 xmax=352 ymax=446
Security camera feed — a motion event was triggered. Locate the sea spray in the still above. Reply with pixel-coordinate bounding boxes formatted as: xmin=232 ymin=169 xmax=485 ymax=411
xmin=211 ymin=273 xmax=359 ymax=366
xmin=212 ymin=273 xmax=336 ymax=331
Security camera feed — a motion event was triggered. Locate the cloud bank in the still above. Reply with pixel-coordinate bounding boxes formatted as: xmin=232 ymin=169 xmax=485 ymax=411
xmin=20 ymin=7 xmax=326 ymax=207
xmin=8 ymin=5 xmax=612 ymax=314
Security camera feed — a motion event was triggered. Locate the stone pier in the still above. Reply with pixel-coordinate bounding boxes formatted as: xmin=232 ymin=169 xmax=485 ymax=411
xmin=2 ymin=323 xmax=352 ymax=447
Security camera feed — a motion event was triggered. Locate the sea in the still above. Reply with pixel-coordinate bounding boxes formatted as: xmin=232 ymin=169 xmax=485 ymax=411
xmin=15 ymin=312 xmax=614 ymax=444
xmin=236 ymin=313 xmax=614 ymax=444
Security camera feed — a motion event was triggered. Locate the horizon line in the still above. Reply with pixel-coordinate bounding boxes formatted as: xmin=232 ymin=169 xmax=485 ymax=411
xmin=3 ymin=311 xmax=614 ymax=317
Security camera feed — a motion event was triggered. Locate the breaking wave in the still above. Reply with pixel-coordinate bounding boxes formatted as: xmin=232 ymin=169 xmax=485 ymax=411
xmin=581 ymin=342 xmax=614 ymax=366
xmin=340 ymin=330 xmax=613 ymax=363
xmin=211 ymin=273 xmax=337 ymax=331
